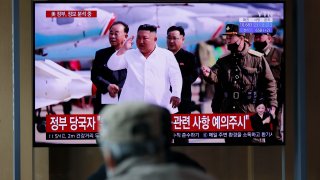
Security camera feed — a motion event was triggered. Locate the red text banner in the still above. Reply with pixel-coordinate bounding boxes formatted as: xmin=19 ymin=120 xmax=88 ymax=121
xmin=46 ymin=10 xmax=97 ymax=18
xmin=46 ymin=114 xmax=99 ymax=133
xmin=171 ymin=114 xmax=254 ymax=132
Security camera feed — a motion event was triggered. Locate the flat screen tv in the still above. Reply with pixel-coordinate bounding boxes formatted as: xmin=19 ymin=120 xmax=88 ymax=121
xmin=34 ymin=1 xmax=285 ymax=146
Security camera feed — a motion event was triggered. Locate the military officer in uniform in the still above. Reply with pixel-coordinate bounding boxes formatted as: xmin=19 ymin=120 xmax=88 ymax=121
xmin=202 ymin=24 xmax=278 ymax=120
xmin=201 ymin=24 xmax=278 ymax=144
xmin=254 ymin=27 xmax=284 ymax=141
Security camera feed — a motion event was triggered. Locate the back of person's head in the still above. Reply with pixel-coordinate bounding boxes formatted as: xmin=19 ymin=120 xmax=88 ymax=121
xmin=98 ymin=102 xmax=171 ymax=165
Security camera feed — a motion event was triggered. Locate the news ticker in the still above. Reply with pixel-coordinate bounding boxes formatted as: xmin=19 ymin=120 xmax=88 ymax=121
xmin=45 ymin=131 xmax=272 ymax=140
xmin=173 ymin=131 xmax=273 ymax=139
xmin=239 ymin=17 xmax=274 ymax=33
xmin=46 ymin=132 xmax=98 ymax=140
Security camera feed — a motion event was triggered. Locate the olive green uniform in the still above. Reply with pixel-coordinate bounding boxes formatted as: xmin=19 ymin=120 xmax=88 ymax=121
xmin=205 ymin=44 xmax=278 ymax=113
xmin=262 ymin=45 xmax=284 ymax=140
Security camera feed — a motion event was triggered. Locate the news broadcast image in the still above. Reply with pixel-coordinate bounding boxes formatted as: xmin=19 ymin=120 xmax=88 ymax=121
xmin=34 ymin=2 xmax=284 ymax=146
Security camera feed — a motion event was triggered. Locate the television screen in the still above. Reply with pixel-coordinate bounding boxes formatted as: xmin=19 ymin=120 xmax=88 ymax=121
xmin=34 ymin=2 xmax=285 ymax=146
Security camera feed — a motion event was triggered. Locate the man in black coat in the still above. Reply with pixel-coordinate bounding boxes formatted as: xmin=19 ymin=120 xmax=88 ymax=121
xmin=91 ymin=21 xmax=129 ymax=114
xmin=167 ymin=26 xmax=200 ymax=114
xmin=254 ymin=28 xmax=284 ymax=142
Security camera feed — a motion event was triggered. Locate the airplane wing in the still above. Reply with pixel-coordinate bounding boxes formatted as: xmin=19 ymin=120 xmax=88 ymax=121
xmin=34 ymin=36 xmax=110 ymax=69
xmin=35 ymin=59 xmax=92 ymax=109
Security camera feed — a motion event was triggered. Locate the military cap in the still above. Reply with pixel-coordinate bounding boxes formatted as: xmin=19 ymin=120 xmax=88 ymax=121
xmin=98 ymin=102 xmax=171 ymax=145
xmin=223 ymin=24 xmax=245 ymax=36
xmin=223 ymin=24 xmax=253 ymax=44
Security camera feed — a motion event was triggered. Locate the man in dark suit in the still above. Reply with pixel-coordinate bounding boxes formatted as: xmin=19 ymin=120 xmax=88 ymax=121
xmin=167 ymin=26 xmax=200 ymax=114
xmin=91 ymin=21 xmax=129 ymax=114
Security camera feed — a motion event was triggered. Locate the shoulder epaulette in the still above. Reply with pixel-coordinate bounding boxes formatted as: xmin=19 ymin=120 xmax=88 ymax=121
xmin=248 ymin=49 xmax=264 ymax=57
